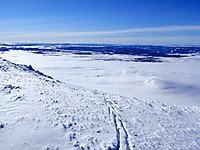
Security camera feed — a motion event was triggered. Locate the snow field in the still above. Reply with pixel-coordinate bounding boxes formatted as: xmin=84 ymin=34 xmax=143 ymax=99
xmin=0 ymin=58 xmax=200 ymax=149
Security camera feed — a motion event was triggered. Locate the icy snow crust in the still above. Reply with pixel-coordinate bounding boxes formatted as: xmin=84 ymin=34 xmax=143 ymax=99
xmin=0 ymin=58 xmax=200 ymax=149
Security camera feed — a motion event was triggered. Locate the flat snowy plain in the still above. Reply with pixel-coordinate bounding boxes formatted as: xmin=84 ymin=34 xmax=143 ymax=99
xmin=0 ymin=47 xmax=200 ymax=149
xmin=1 ymin=50 xmax=200 ymax=106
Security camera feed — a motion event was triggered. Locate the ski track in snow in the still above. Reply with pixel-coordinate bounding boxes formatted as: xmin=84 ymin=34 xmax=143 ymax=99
xmin=104 ymin=94 xmax=133 ymax=150
xmin=0 ymin=58 xmax=200 ymax=150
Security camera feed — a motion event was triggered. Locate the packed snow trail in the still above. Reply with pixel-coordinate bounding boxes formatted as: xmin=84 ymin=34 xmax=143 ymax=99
xmin=0 ymin=58 xmax=200 ymax=150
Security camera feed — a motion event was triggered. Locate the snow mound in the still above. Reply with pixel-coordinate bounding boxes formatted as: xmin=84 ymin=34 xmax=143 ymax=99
xmin=0 ymin=58 xmax=200 ymax=150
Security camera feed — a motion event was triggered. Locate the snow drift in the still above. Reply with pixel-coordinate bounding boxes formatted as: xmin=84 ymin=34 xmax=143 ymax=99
xmin=0 ymin=58 xmax=200 ymax=149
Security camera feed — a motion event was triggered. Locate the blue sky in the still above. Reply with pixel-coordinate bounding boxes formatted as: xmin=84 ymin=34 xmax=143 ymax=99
xmin=0 ymin=0 xmax=200 ymax=45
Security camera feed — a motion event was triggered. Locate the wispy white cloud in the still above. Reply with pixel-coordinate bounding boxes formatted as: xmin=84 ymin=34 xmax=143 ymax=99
xmin=1 ymin=25 xmax=200 ymax=45
xmin=1 ymin=36 xmax=200 ymax=45
xmin=1 ymin=25 xmax=200 ymax=38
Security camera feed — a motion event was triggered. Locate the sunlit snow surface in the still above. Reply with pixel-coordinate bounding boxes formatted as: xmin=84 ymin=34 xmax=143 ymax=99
xmin=1 ymin=50 xmax=200 ymax=106
xmin=0 ymin=58 xmax=200 ymax=149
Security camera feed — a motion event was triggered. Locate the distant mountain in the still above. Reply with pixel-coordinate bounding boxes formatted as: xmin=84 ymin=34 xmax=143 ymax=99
xmin=1 ymin=43 xmax=200 ymax=57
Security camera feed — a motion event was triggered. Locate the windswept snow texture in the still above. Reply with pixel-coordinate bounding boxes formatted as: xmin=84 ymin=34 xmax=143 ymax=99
xmin=0 ymin=58 xmax=200 ymax=149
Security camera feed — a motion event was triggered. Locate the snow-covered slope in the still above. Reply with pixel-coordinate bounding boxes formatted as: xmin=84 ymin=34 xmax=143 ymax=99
xmin=0 ymin=58 xmax=200 ymax=150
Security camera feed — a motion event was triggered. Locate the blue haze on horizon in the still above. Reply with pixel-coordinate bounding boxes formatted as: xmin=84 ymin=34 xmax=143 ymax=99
xmin=0 ymin=0 xmax=200 ymax=45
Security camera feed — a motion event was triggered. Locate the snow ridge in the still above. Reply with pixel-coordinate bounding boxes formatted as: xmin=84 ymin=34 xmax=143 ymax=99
xmin=0 ymin=58 xmax=54 ymax=79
